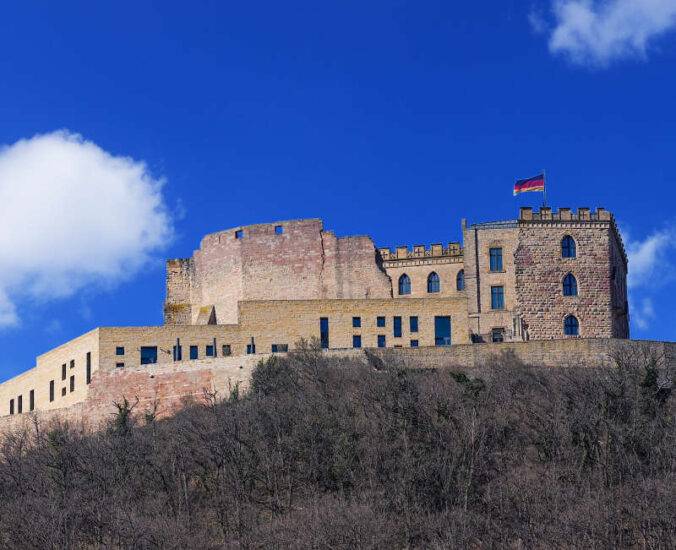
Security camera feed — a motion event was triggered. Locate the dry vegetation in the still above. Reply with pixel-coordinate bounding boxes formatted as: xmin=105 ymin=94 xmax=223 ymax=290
xmin=1 ymin=343 xmax=675 ymax=548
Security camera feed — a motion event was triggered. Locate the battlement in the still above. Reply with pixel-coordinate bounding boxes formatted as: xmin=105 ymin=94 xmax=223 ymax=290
xmin=518 ymin=206 xmax=612 ymax=222
xmin=378 ymin=242 xmax=463 ymax=261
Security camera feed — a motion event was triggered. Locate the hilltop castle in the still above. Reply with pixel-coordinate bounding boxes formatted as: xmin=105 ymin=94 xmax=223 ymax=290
xmin=0 ymin=206 xmax=630 ymax=419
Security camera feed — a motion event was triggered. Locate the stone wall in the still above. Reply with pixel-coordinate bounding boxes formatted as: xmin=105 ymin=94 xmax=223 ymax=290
xmin=165 ymin=219 xmax=392 ymax=325
xmin=3 ymin=339 xmax=673 ymax=435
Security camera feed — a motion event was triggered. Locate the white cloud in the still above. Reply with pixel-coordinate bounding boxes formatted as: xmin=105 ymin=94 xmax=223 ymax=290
xmin=538 ymin=0 xmax=676 ymax=66
xmin=0 ymin=130 xmax=173 ymax=327
xmin=623 ymin=224 xmax=676 ymax=331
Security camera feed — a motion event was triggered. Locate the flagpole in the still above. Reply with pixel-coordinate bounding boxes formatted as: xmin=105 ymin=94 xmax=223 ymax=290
xmin=543 ymin=168 xmax=547 ymax=207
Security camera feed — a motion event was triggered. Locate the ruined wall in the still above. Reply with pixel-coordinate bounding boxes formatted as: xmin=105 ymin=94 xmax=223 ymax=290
xmin=515 ymin=207 xmax=617 ymax=340
xmin=165 ymin=219 xmax=392 ymax=325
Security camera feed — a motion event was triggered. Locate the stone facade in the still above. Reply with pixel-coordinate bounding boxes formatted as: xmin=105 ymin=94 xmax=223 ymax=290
xmin=1 ymin=206 xmax=631 ymax=422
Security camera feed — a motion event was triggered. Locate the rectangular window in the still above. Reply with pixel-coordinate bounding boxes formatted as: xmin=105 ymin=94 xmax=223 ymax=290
xmin=489 ymin=248 xmax=503 ymax=271
xmin=61 ymin=387 xmax=66 ymax=397
xmin=377 ymin=335 xmax=386 ymax=348
xmin=235 ymin=229 xmax=243 ymax=239
xmin=29 ymin=390 xmax=34 ymax=412
xmin=49 ymin=381 xmax=54 ymax=402
xmin=352 ymin=335 xmax=361 ymax=348
xmin=206 ymin=345 xmax=215 ymax=357
xmin=271 ymin=344 xmax=289 ymax=353
xmin=86 ymin=352 xmax=91 ymax=385
xmin=116 ymin=346 xmax=125 ymax=356
xmin=61 ymin=363 xmax=67 ymax=381
xmin=275 ymin=225 xmax=283 ymax=235
xmin=70 ymin=376 xmax=74 ymax=392
xmin=246 ymin=344 xmax=255 ymax=355
xmin=410 ymin=316 xmax=418 ymax=333
xmin=9 ymin=399 xmax=14 ymax=415
xmin=611 ymin=266 xmax=616 ymax=280
xmin=116 ymin=362 xmax=124 ymax=368
xmin=70 ymin=359 xmax=75 ymax=369
xmin=173 ymin=345 xmax=182 ymax=361
xmin=377 ymin=316 xmax=386 ymax=327
xmin=352 ymin=316 xmax=361 ymax=328
xmin=410 ymin=340 xmax=419 ymax=347
xmin=393 ymin=316 xmax=402 ymax=337
xmin=434 ymin=316 xmax=451 ymax=346
xmin=320 ymin=317 xmax=329 ymax=349
xmin=222 ymin=345 xmax=231 ymax=356
xmin=492 ymin=329 xmax=504 ymax=343
xmin=190 ymin=345 xmax=198 ymax=360
xmin=491 ymin=286 xmax=504 ymax=310
xmin=17 ymin=395 xmax=22 ymax=414
xmin=140 ymin=346 xmax=158 ymax=365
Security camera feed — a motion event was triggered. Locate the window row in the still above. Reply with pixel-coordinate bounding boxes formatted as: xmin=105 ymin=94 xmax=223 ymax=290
xmin=321 ymin=316 xmax=452 ymax=349
xmin=398 ymin=270 xmax=465 ymax=295
xmin=8 ymin=390 xmax=35 ymax=415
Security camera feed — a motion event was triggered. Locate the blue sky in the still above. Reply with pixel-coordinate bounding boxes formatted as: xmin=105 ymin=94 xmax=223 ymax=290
xmin=1 ymin=0 xmax=675 ymax=380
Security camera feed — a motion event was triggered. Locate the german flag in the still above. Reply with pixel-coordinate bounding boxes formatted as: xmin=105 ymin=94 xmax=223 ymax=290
xmin=513 ymin=173 xmax=545 ymax=196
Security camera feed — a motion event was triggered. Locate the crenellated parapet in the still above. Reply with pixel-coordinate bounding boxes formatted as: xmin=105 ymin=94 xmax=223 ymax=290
xmin=378 ymin=242 xmax=463 ymax=265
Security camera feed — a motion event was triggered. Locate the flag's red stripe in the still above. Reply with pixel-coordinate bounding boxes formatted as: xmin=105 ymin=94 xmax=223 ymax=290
xmin=515 ymin=179 xmax=544 ymax=191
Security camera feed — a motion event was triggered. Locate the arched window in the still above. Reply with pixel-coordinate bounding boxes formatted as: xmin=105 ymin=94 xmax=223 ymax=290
xmin=563 ymin=273 xmax=578 ymax=296
xmin=456 ymin=269 xmax=465 ymax=291
xmin=427 ymin=272 xmax=440 ymax=293
xmin=398 ymin=274 xmax=411 ymax=295
xmin=564 ymin=315 xmax=579 ymax=335
xmin=562 ymin=235 xmax=576 ymax=258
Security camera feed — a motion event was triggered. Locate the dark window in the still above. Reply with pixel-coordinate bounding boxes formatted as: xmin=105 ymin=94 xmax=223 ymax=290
xmin=562 ymin=236 xmax=577 ymax=258
xmin=410 ymin=316 xmax=418 ymax=333
xmin=427 ymin=272 xmax=440 ymax=293
xmin=49 ymin=381 xmax=54 ymax=402
xmin=611 ymin=266 xmax=616 ymax=280
xmin=61 ymin=387 xmax=66 ymax=397
xmin=246 ymin=344 xmax=255 ymax=355
xmin=235 ymin=230 xmax=243 ymax=239
xmin=206 ymin=345 xmax=215 ymax=357
xmin=69 ymin=376 xmax=74 ymax=393
xmin=398 ymin=274 xmax=411 ymax=295
xmin=352 ymin=335 xmax=361 ymax=349
xmin=564 ymin=315 xmax=579 ymax=335
xmin=272 ymin=344 xmax=288 ymax=353
xmin=116 ymin=363 xmax=124 ymax=368
xmin=173 ymin=345 xmax=182 ymax=361
xmin=456 ymin=269 xmax=465 ymax=291
xmin=140 ymin=347 xmax=158 ymax=365
xmin=70 ymin=359 xmax=75 ymax=369
xmin=352 ymin=316 xmax=361 ymax=328
xmin=320 ymin=317 xmax=329 ymax=349
xmin=222 ymin=345 xmax=231 ymax=356
xmin=563 ymin=274 xmax=578 ymax=296
xmin=434 ymin=316 xmax=451 ymax=346
xmin=377 ymin=335 xmax=386 ymax=348
xmin=393 ymin=316 xmax=402 ymax=337
xmin=9 ymin=399 xmax=14 ymax=415
xmin=29 ymin=390 xmax=34 ymax=412
xmin=492 ymin=329 xmax=504 ymax=343
xmin=490 ymin=248 xmax=503 ymax=271
xmin=86 ymin=352 xmax=91 ymax=385
xmin=190 ymin=346 xmax=198 ymax=360
xmin=17 ymin=395 xmax=22 ymax=414
xmin=275 ymin=225 xmax=283 ymax=235
xmin=410 ymin=340 xmax=419 ymax=347
xmin=377 ymin=316 xmax=386 ymax=327
xmin=61 ymin=363 xmax=66 ymax=381
xmin=116 ymin=346 xmax=125 ymax=356
xmin=491 ymin=286 xmax=504 ymax=309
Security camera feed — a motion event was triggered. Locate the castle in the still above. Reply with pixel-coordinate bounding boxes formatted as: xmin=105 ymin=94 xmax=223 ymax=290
xmin=0 ymin=206 xmax=630 ymax=419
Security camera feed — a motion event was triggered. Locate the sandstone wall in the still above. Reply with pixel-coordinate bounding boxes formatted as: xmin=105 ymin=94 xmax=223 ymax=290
xmin=164 ymin=219 xmax=392 ymax=325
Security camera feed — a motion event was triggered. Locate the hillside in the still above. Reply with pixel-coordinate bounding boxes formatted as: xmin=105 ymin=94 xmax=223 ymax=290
xmin=1 ymin=345 xmax=674 ymax=548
